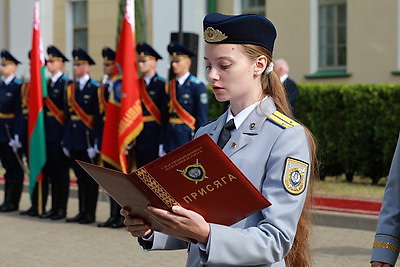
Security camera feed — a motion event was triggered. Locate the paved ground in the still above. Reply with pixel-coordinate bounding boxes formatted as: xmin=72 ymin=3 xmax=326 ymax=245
xmin=0 ymin=187 xmax=378 ymax=266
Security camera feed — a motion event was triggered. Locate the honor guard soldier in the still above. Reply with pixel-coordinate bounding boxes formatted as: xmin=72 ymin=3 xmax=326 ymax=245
xmin=136 ymin=42 xmax=168 ymax=166
xmin=64 ymin=47 xmax=101 ymax=224
xmin=0 ymin=50 xmax=25 ymax=212
xmin=18 ymin=51 xmax=49 ymax=217
xmin=38 ymin=45 xmax=71 ymax=220
xmin=97 ymin=46 xmax=125 ymax=229
xmin=161 ymin=42 xmax=208 ymax=154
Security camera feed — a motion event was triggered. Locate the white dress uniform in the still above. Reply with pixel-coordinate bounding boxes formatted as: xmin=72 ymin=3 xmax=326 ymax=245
xmin=138 ymin=97 xmax=311 ymax=266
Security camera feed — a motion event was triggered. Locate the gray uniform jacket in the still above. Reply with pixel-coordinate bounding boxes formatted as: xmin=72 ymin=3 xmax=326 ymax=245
xmin=371 ymin=133 xmax=400 ymax=265
xmin=138 ymin=97 xmax=311 ymax=266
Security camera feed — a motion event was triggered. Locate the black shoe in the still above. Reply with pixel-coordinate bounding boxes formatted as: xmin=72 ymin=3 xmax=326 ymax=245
xmin=79 ymin=214 xmax=95 ymax=224
xmin=97 ymin=217 xmax=117 ymax=228
xmin=20 ymin=207 xmax=39 ymax=217
xmin=51 ymin=209 xmax=66 ymax=220
xmin=0 ymin=203 xmax=18 ymax=212
xmin=39 ymin=209 xmax=56 ymax=219
xmin=111 ymin=217 xmax=125 ymax=228
xmin=66 ymin=213 xmax=85 ymax=223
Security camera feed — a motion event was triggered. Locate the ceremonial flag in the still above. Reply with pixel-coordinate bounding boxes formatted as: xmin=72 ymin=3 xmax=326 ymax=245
xmin=101 ymin=0 xmax=143 ymax=173
xmin=28 ymin=1 xmax=47 ymax=195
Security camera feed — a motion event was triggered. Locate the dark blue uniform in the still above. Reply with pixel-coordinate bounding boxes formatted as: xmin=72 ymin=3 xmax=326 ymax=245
xmin=64 ymin=47 xmax=101 ymax=224
xmin=0 ymin=49 xmax=25 ymax=212
xmin=162 ymin=42 xmax=209 ymax=153
xmin=136 ymin=74 xmax=168 ymax=167
xmin=97 ymin=46 xmax=126 ymax=229
xmin=16 ymin=82 xmax=50 ymax=216
xmin=40 ymin=69 xmax=71 ymax=220
xmin=63 ymin=78 xmax=101 ymax=223
xmin=0 ymin=76 xmax=24 ymax=212
xmin=163 ymin=75 xmax=208 ymax=152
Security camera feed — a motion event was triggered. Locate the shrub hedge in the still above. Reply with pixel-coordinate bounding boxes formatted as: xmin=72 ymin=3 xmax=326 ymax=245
xmin=296 ymin=84 xmax=400 ymax=184
xmin=207 ymin=84 xmax=400 ymax=184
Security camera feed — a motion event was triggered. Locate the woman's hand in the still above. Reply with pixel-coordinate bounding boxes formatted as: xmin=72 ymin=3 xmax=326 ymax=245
xmin=120 ymin=208 xmax=153 ymax=238
xmin=146 ymin=205 xmax=210 ymax=244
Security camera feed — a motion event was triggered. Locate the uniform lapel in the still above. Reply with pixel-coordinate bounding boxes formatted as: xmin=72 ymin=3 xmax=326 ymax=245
xmin=225 ymin=97 xmax=277 ymax=157
xmin=207 ymin=111 xmax=228 ymax=143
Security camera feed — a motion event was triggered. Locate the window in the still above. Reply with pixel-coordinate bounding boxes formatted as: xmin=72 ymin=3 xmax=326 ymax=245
xmin=318 ymin=0 xmax=346 ymax=70
xmin=72 ymin=0 xmax=88 ymax=51
xmin=241 ymin=0 xmax=266 ymax=16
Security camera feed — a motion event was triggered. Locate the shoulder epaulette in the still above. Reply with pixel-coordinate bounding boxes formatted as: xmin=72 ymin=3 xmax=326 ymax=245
xmin=189 ymin=75 xmax=201 ymax=84
xmin=14 ymin=78 xmax=22 ymax=85
xmin=267 ymin=111 xmax=301 ymax=129
xmin=90 ymin=79 xmax=100 ymax=87
xmin=156 ymin=74 xmax=166 ymax=82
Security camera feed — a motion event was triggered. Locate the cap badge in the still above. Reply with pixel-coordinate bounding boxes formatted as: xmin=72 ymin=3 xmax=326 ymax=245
xmin=204 ymin=27 xmax=228 ymax=43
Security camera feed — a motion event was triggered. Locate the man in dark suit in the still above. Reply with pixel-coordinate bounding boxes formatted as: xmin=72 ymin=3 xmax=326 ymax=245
xmin=37 ymin=45 xmax=71 ymax=220
xmin=63 ymin=47 xmax=101 ymax=224
xmin=0 ymin=50 xmax=25 ymax=212
xmin=274 ymin=58 xmax=298 ymax=115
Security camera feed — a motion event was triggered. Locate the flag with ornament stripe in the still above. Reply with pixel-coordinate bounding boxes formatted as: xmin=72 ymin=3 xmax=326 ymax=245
xmin=101 ymin=0 xmax=143 ymax=173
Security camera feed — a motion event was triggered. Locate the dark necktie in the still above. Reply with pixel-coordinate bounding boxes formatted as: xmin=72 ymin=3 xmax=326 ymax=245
xmin=217 ymin=119 xmax=236 ymax=149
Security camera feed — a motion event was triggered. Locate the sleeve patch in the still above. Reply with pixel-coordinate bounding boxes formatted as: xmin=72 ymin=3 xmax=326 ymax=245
xmin=282 ymin=157 xmax=308 ymax=195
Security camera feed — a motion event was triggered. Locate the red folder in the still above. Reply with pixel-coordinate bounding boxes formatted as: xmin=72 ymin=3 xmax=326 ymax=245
xmin=77 ymin=134 xmax=271 ymax=230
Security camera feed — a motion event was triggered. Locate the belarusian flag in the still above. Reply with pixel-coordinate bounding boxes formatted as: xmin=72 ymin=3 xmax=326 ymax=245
xmin=28 ymin=1 xmax=47 ymax=195
xmin=101 ymin=0 xmax=143 ymax=173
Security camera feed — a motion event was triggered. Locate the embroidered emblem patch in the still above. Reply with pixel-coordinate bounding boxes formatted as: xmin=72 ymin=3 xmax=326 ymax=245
xmin=282 ymin=157 xmax=308 ymax=195
xmin=203 ymin=27 xmax=228 ymax=42
xmin=177 ymin=159 xmax=208 ymax=184
xmin=200 ymin=93 xmax=208 ymax=104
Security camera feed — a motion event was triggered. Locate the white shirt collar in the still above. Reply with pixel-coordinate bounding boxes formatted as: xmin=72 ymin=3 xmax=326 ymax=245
xmin=176 ymin=72 xmax=190 ymax=86
xmin=51 ymin=72 xmax=63 ymax=84
xmin=77 ymin=74 xmax=90 ymax=90
xmin=143 ymin=74 xmax=154 ymax=86
xmin=280 ymin=73 xmax=288 ymax=83
xmin=226 ymin=96 xmax=269 ymax=129
xmin=3 ymin=75 xmax=15 ymax=85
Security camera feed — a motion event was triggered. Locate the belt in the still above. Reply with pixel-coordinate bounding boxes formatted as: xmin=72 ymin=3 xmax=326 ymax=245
xmin=169 ymin=117 xmax=185 ymax=125
xmin=143 ymin=115 xmax=156 ymax=122
xmin=0 ymin=113 xmax=15 ymax=119
xmin=70 ymin=115 xmax=81 ymax=120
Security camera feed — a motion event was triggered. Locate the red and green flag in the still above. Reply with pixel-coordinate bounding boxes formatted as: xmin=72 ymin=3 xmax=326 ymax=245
xmin=28 ymin=1 xmax=47 ymax=195
xmin=101 ymin=0 xmax=143 ymax=173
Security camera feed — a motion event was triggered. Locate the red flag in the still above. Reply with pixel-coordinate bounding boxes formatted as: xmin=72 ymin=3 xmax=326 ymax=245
xmin=101 ymin=0 xmax=143 ymax=173
xmin=28 ymin=1 xmax=47 ymax=194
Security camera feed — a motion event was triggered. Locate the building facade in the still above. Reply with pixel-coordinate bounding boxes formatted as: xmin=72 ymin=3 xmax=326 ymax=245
xmin=1 ymin=0 xmax=400 ymax=85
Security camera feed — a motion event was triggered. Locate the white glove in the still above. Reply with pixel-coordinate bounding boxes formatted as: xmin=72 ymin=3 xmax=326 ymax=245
xmin=125 ymin=144 xmax=133 ymax=155
xmin=158 ymin=145 xmax=166 ymax=157
xmin=94 ymin=143 xmax=100 ymax=154
xmin=87 ymin=147 xmax=97 ymax=159
xmin=8 ymin=134 xmax=22 ymax=152
xmin=62 ymin=147 xmax=70 ymax=157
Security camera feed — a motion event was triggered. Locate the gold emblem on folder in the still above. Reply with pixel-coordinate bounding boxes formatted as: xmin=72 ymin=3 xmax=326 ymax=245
xmin=204 ymin=27 xmax=228 ymax=42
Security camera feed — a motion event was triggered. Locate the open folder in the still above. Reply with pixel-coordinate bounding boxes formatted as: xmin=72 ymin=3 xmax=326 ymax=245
xmin=77 ymin=134 xmax=271 ymax=231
